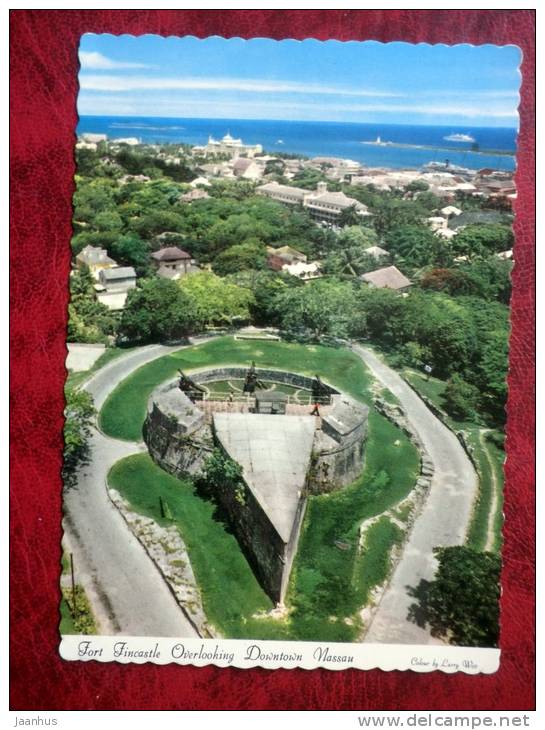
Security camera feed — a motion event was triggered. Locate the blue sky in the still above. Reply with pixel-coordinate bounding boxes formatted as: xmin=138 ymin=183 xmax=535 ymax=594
xmin=78 ymin=35 xmax=521 ymax=127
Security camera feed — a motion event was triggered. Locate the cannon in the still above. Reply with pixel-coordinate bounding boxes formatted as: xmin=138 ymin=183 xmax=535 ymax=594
xmin=243 ymin=361 xmax=265 ymax=394
xmin=311 ymin=375 xmax=331 ymax=406
xmin=177 ymin=370 xmax=206 ymax=402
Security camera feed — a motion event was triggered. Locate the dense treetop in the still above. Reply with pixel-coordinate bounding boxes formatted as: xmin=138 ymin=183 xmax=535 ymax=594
xmin=70 ymin=142 xmax=513 ymax=426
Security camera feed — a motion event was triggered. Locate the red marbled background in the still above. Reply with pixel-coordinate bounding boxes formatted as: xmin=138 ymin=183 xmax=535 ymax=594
xmin=10 ymin=10 xmax=535 ymax=711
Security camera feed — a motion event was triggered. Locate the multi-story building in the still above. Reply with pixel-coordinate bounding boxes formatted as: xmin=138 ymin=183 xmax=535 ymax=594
xmin=257 ymin=181 xmax=370 ymax=225
xmin=75 ymin=245 xmax=117 ymax=280
xmin=202 ymin=133 xmax=263 ymax=159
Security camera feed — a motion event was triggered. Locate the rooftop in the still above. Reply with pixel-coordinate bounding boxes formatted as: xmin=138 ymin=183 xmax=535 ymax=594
xmin=449 ymin=210 xmax=508 ymax=230
xmin=309 ymin=189 xmax=368 ymax=212
xmin=100 ymin=266 xmax=136 ymax=281
xmin=361 ymin=265 xmax=412 ymax=291
xmin=257 ymin=182 xmax=307 ymax=200
xmin=76 ymin=245 xmax=116 ymax=266
xmin=151 ymin=246 xmax=192 ymax=262
xmin=213 ymin=413 xmax=316 ymax=542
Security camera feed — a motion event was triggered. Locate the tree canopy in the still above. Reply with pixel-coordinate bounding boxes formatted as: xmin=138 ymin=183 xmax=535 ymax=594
xmin=67 ymin=267 xmax=117 ymax=344
xmin=178 ymin=272 xmax=255 ymax=326
xmin=119 ymin=278 xmax=200 ymax=343
xmin=275 ymin=278 xmax=356 ymax=339
xmin=411 ymin=546 xmax=501 ymax=647
xmin=63 ymin=387 xmax=96 ymax=490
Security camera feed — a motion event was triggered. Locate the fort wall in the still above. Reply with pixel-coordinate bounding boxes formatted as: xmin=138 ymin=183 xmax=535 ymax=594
xmin=143 ymin=368 xmax=369 ymax=604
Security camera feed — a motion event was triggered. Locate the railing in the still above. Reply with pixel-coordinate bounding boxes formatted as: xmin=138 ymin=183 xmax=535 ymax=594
xmin=199 ymin=391 xmax=330 ymax=406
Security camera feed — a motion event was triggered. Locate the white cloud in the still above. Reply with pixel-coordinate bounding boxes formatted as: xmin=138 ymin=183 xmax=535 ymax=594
xmin=77 ymin=92 xmax=518 ymax=123
xmin=78 ymin=74 xmax=402 ymax=97
xmin=79 ymin=51 xmax=152 ymax=70
xmin=77 ymin=74 xmax=519 ymax=120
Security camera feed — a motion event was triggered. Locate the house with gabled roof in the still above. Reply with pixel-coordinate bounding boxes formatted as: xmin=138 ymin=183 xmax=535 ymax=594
xmin=361 ymin=265 xmax=412 ymax=292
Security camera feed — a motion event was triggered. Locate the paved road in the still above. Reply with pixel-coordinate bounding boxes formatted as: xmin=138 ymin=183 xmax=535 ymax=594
xmin=65 ymin=338 xmax=478 ymax=643
xmin=353 ymin=345 xmax=478 ymax=645
xmin=63 ymin=343 xmax=201 ymax=637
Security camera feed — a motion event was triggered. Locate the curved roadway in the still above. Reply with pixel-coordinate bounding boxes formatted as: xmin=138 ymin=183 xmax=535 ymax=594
xmin=353 ymin=345 xmax=478 ymax=645
xmin=64 ymin=338 xmax=478 ymax=644
xmin=63 ymin=342 xmax=202 ymax=638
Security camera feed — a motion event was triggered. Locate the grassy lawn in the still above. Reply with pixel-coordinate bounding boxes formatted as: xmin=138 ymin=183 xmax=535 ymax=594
xmin=289 ymin=410 xmax=419 ymax=641
xmin=59 ymin=551 xmax=98 ymax=635
xmin=355 ymin=517 xmax=404 ymax=606
xmin=204 ymin=379 xmax=308 ymax=397
xmin=60 ymin=596 xmax=78 ymax=634
xmin=105 ymin=338 xmax=420 ymax=640
xmin=465 ymin=431 xmax=504 ymax=553
xmin=403 ymin=369 xmax=504 ymax=553
xmin=59 ymin=586 xmax=98 ymax=635
xmin=109 ymin=453 xmax=287 ymax=639
xmin=100 ymin=337 xmax=372 ymax=441
xmin=66 ymin=346 xmax=135 ymax=390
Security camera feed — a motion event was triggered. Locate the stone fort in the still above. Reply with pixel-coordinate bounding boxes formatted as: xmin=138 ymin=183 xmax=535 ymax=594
xmin=144 ymin=366 xmax=369 ymax=604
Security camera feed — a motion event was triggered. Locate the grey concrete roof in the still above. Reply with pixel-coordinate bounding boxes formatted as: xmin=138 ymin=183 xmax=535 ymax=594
xmin=213 ymin=413 xmax=316 ymax=542
xmin=151 ymin=247 xmax=192 ymax=261
xmin=76 ymin=245 xmax=116 ymax=266
xmin=361 ymin=265 xmax=411 ymax=291
xmin=309 ymin=190 xmax=368 ymax=211
xmin=448 ymin=210 xmax=508 ymax=230
xmin=257 ymin=182 xmax=307 ymax=200
xmin=100 ymin=266 xmax=136 ymax=280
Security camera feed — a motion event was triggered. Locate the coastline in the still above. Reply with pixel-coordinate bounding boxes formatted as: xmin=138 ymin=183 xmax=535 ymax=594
xmin=76 ymin=116 xmax=517 ymax=173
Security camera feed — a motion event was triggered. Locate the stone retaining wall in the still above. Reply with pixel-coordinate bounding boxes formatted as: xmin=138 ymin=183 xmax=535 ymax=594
xmin=144 ymin=368 xmax=369 ymax=605
xmin=144 ymin=381 xmax=214 ymax=479
xmin=144 ymin=369 xmax=366 ymax=493
xmin=358 ymin=395 xmax=435 ymax=639
xmin=108 ymin=488 xmax=214 ymax=638
xmin=191 ymin=366 xmax=339 ymax=396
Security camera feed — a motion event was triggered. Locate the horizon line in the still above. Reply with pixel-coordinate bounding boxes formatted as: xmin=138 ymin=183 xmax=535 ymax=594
xmin=77 ymin=113 xmax=519 ymax=130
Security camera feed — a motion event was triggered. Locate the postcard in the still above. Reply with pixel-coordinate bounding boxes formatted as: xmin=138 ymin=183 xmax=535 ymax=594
xmin=59 ymin=34 xmax=520 ymax=673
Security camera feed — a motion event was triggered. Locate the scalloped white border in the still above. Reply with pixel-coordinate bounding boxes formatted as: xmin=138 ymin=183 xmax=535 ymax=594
xmin=65 ymin=33 xmax=516 ymax=679
xmin=60 ymin=635 xmax=500 ymax=674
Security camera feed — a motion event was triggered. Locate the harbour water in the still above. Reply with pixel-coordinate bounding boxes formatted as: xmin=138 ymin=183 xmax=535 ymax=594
xmin=77 ymin=116 xmax=517 ymax=172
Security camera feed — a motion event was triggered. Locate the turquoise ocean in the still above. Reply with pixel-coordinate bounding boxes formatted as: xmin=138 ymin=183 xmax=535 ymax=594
xmin=77 ymin=116 xmax=517 ymax=172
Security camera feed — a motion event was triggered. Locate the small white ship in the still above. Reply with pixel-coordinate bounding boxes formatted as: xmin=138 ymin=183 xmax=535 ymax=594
xmin=444 ymin=133 xmax=476 ymax=143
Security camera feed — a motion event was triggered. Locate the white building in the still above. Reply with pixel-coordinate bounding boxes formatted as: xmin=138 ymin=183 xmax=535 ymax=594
xmin=75 ymin=245 xmax=117 ymax=280
xmin=190 ymin=176 xmax=212 ymax=188
xmin=257 ymin=181 xmax=370 ymax=225
xmin=203 ymin=133 xmax=262 ymax=158
xmin=282 ymin=260 xmax=322 ymax=281
xmin=113 ymin=137 xmax=140 ymax=146
xmin=427 ymin=216 xmax=448 ymax=232
xmin=95 ymin=266 xmax=137 ymax=310
xmin=435 ymin=227 xmax=458 ymax=240
xmin=440 ymin=205 xmax=463 ymax=218
xmin=76 ymin=141 xmax=98 ymax=151
xmin=81 ymin=133 xmax=107 ymax=144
